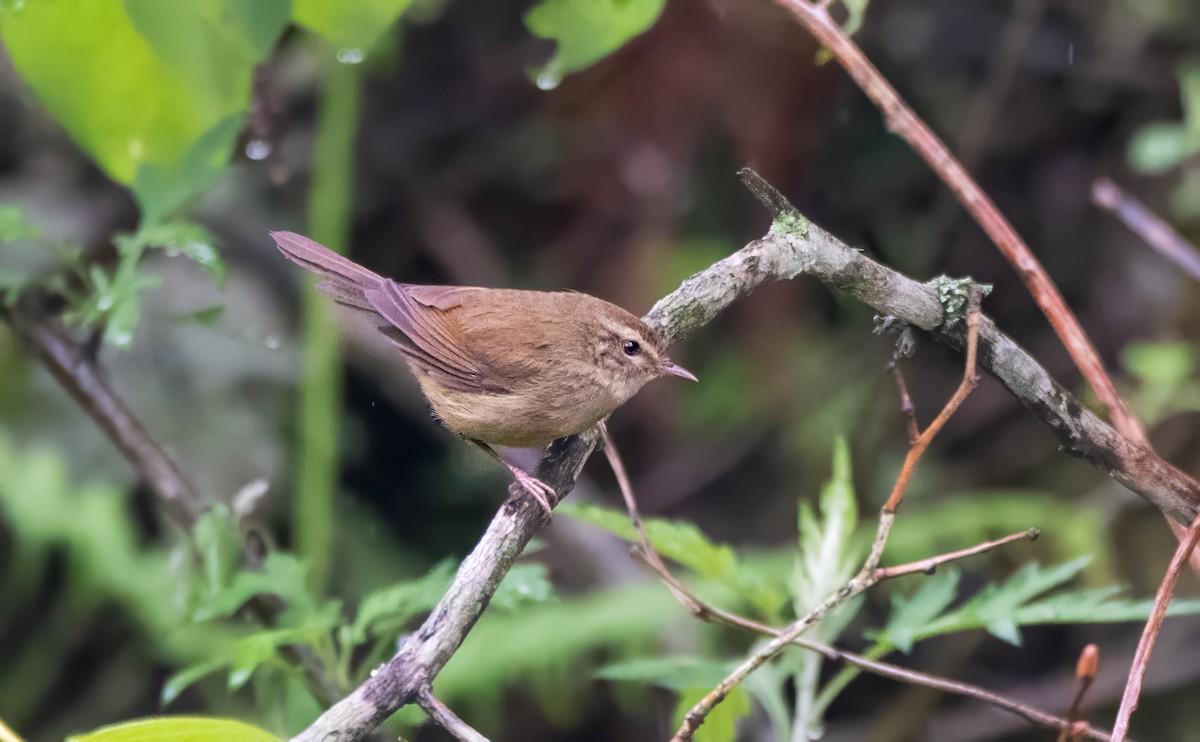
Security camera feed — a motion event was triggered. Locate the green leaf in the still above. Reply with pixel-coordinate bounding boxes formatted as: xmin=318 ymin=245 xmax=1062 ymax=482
xmin=293 ymin=0 xmax=414 ymax=52
xmin=135 ymin=221 xmax=226 ymax=286
xmin=0 ymin=204 xmax=40 ymax=242
xmin=560 ymin=501 xmax=739 ymax=582
xmin=1180 ymin=61 xmax=1200 ymax=139
xmin=193 ymin=553 xmax=315 ymax=622
xmin=192 ymin=505 xmax=244 ymax=603
xmin=842 ymin=0 xmax=871 ymax=35
xmin=492 ymin=562 xmax=557 ymax=611
xmin=876 ymin=569 xmax=960 ymax=653
xmin=598 ymin=656 xmax=734 ymax=691
xmin=68 ymin=717 xmax=280 ymax=742
xmin=524 ymin=0 xmax=666 ymax=89
xmin=161 ymin=658 xmax=229 ymax=706
xmin=0 ymin=0 xmax=284 ymax=219
xmin=1123 ymin=341 xmax=1195 ymax=386
xmin=794 ymin=437 xmax=861 ymax=640
xmin=340 ymin=559 xmax=456 ymax=648
xmin=1129 ymin=122 xmax=1194 ymax=174
xmin=132 ymin=115 xmax=245 ymax=225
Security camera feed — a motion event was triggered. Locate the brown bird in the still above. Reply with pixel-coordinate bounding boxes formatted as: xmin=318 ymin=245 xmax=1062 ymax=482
xmin=270 ymin=231 xmax=696 ymax=513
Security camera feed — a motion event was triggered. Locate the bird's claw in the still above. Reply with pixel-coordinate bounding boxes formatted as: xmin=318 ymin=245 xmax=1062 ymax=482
xmin=506 ymin=464 xmax=557 ymax=517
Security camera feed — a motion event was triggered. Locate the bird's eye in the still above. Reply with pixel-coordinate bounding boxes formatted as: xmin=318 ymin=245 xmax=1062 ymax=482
xmin=623 ymin=340 xmax=642 ymax=356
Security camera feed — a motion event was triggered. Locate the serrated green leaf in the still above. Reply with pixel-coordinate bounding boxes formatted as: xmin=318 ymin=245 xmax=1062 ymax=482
xmin=136 ymin=221 xmax=226 ymax=286
xmin=597 ymin=656 xmax=734 ymax=691
xmin=878 ymin=569 xmax=960 ymax=653
xmin=492 ymin=562 xmax=557 ymax=611
xmin=68 ymin=717 xmax=280 ymax=742
xmin=193 ymin=553 xmax=314 ymax=622
xmin=341 ymin=559 xmax=456 ymax=647
xmin=524 ymin=0 xmax=666 ymax=89
xmin=794 ymin=438 xmax=860 ymax=637
xmin=293 ymin=0 xmax=413 ymax=52
xmin=560 ymin=501 xmax=738 ymax=581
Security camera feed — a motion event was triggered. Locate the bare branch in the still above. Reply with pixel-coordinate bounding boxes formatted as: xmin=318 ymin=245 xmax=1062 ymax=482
xmin=297 ymin=170 xmax=1200 ymax=740
xmin=1112 ymin=513 xmax=1200 ymax=740
xmin=1093 ymin=177 xmax=1200 ymax=281
xmin=673 ymin=287 xmax=985 ymax=740
xmin=771 ymin=0 xmax=1146 ymax=446
xmin=3 ymin=302 xmax=203 ymax=528
xmin=875 ymin=527 xmax=1040 ymax=581
xmin=417 ymin=688 xmax=489 ymax=742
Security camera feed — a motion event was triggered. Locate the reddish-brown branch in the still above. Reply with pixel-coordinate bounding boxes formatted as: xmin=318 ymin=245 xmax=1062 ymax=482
xmin=1060 ymin=644 xmax=1100 ymax=742
xmin=1112 ymin=513 xmax=1200 ymax=740
xmin=875 ymin=528 xmax=1039 ymax=580
xmin=603 ymin=357 xmax=1094 ymax=740
xmin=773 ymin=0 xmax=1147 ymax=448
xmin=674 ymin=289 xmax=984 ymax=741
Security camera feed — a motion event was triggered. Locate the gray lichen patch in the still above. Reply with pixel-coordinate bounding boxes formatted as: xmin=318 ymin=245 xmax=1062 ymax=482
xmin=931 ymin=275 xmax=992 ymax=330
xmin=767 ymin=209 xmax=811 ymax=240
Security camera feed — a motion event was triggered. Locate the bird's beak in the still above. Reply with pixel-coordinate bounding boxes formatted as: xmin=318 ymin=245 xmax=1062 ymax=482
xmin=660 ymin=360 xmax=698 ymax=382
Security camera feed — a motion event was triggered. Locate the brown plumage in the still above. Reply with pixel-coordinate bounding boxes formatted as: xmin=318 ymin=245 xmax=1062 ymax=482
xmin=271 ymin=230 xmax=696 ymax=512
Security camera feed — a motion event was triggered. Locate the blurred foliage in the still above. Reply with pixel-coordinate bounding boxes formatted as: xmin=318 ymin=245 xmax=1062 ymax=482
xmin=1121 ymin=340 xmax=1200 ymax=424
xmin=0 ymin=0 xmax=286 ymax=223
xmin=581 ymin=443 xmax=1200 ymax=739
xmin=524 ymin=0 xmax=667 ymax=89
xmin=69 ymin=717 xmax=279 ymax=742
xmin=0 ymin=207 xmax=225 ymax=347
xmin=2 ymin=0 xmax=1200 ymax=739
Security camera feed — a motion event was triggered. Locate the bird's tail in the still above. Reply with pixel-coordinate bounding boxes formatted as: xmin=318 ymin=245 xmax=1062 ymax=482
xmin=270 ymin=230 xmax=381 ymax=311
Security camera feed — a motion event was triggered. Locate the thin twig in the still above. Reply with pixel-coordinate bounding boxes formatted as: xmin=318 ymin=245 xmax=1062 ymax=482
xmin=673 ymin=289 xmax=984 ymax=741
xmin=603 ymin=400 xmax=1099 ymax=740
xmin=774 ymin=0 xmax=1147 ymax=447
xmin=416 ymin=688 xmax=489 ymax=742
xmin=300 ymin=170 xmax=1200 ymax=740
xmin=1060 ymin=644 xmax=1100 ymax=742
xmin=888 ymin=357 xmax=920 ymax=445
xmin=1112 ymin=512 xmax=1200 ymax=740
xmin=875 ymin=528 xmax=1040 ymax=580
xmin=1092 ymin=177 xmax=1200 ymax=281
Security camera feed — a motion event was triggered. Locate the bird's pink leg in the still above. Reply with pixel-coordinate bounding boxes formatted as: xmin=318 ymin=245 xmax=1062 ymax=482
xmin=501 ymin=461 xmax=556 ymax=515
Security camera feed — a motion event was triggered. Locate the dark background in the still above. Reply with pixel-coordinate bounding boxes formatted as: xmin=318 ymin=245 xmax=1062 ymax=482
xmin=2 ymin=0 xmax=1200 ymax=739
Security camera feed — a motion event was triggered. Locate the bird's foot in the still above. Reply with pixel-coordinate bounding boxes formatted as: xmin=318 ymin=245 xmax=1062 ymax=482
xmin=504 ymin=463 xmax=556 ymax=516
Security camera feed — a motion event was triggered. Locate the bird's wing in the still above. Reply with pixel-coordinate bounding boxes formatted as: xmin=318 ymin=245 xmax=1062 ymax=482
xmin=364 ymin=280 xmax=511 ymax=394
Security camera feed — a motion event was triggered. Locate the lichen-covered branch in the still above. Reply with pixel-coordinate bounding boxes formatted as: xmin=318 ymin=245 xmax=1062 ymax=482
xmin=295 ymin=169 xmax=1200 ymax=741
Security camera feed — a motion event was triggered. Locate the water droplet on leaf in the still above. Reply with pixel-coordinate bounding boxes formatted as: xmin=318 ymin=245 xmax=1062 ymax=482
xmin=245 ymin=140 xmax=272 ymax=160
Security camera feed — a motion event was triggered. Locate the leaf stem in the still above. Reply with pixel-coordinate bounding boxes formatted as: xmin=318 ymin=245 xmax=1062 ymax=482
xmin=295 ymin=38 xmax=362 ymax=594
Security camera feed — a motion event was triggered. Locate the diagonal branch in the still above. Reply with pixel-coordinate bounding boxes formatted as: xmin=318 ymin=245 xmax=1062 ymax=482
xmin=295 ymin=169 xmax=1200 ymax=740
xmin=0 ymin=298 xmax=350 ymax=714
xmin=674 ymin=284 xmax=984 ymax=740
xmin=772 ymin=0 xmax=1147 ymax=447
xmin=3 ymin=300 xmax=203 ymax=528
xmin=1112 ymin=512 xmax=1200 ymax=740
